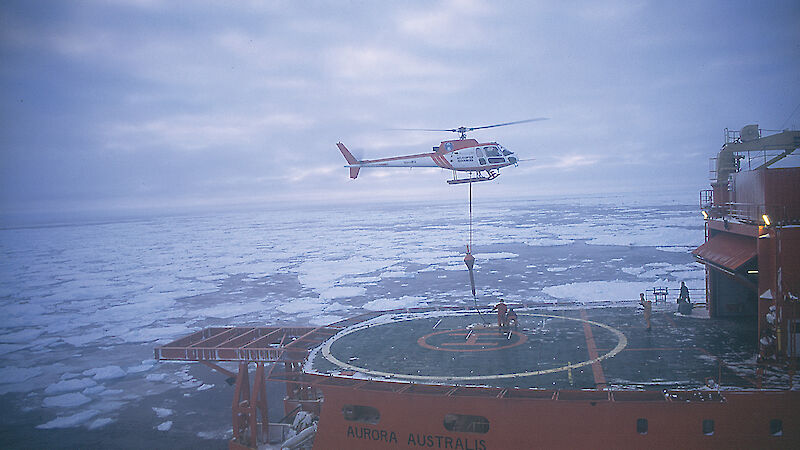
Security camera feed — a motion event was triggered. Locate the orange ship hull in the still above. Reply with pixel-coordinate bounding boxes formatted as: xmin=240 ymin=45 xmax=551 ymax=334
xmin=313 ymin=379 xmax=799 ymax=449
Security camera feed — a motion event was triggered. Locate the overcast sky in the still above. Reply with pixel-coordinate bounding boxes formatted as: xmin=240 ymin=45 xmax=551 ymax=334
xmin=2 ymin=0 xmax=799 ymax=219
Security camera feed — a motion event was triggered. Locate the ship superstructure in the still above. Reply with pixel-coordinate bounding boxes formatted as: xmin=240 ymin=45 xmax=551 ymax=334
xmin=694 ymin=125 xmax=800 ymax=361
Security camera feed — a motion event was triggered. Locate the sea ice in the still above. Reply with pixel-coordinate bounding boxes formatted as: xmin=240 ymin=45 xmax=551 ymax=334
xmin=122 ymin=325 xmax=192 ymax=343
xmin=0 ymin=328 xmax=45 ymax=343
xmin=473 ymin=252 xmax=518 ymax=259
xmin=346 ymin=276 xmax=382 ymax=283
xmin=543 ymin=280 xmax=666 ymax=303
xmin=379 ymin=270 xmax=412 ymax=278
xmin=523 ymin=238 xmax=574 ymax=246
xmin=194 ymin=302 xmax=266 ymax=319
xmin=61 ymin=330 xmax=107 ymax=347
xmin=85 ymin=365 xmax=126 ymax=381
xmin=45 ymin=378 xmax=97 ymax=394
xmin=319 ymin=286 xmax=366 ymax=300
xmin=43 ymin=392 xmax=92 ymax=408
xmin=88 ymin=417 xmax=114 ymax=430
xmin=36 ymin=410 xmax=99 ymax=429
xmin=308 ymin=315 xmax=342 ymax=326
xmin=126 ymin=360 xmax=156 ymax=374
xmin=83 ymin=385 xmax=106 ymax=395
xmin=297 ymin=256 xmax=397 ymax=295
xmin=95 ymin=400 xmax=127 ymax=412
xmin=278 ymin=298 xmax=328 ymax=315
xmin=0 ymin=343 xmax=30 ymax=355
xmin=153 ymin=407 xmax=173 ymax=418
xmin=181 ymin=379 xmax=203 ymax=389
xmin=363 ymin=296 xmax=426 ymax=311
xmin=156 ymin=421 xmax=173 ymax=431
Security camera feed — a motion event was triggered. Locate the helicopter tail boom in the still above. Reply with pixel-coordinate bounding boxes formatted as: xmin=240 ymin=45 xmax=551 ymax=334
xmin=337 ymin=142 xmax=361 ymax=179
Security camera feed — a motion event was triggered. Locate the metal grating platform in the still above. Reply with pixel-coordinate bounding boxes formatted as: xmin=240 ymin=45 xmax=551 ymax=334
xmin=154 ymin=326 xmax=333 ymax=362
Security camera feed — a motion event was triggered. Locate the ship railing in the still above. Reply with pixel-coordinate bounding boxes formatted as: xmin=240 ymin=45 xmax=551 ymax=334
xmin=741 ymin=149 xmax=790 ymax=171
xmin=707 ymin=156 xmax=740 ymax=182
xmin=700 ymin=190 xmax=713 ymax=209
xmin=699 ymin=189 xmax=731 ymax=219
xmin=699 ymin=199 xmax=797 ymax=225
xmin=724 ymin=127 xmax=745 ymax=144
xmin=726 ymin=203 xmax=795 ymax=226
xmin=708 ymin=149 xmax=788 ymax=181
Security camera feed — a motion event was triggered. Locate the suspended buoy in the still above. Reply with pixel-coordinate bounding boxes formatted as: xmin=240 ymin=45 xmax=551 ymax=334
xmin=464 ymin=246 xmax=476 ymax=298
xmin=464 ymin=246 xmax=475 ymax=269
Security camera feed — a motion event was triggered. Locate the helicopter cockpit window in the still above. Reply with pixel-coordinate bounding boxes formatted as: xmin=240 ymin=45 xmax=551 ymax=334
xmin=478 ymin=158 xmax=487 ymax=165
xmin=476 ymin=148 xmax=484 ymax=157
xmin=485 ymin=147 xmax=501 ymax=157
xmin=502 ymin=149 xmax=512 ymax=156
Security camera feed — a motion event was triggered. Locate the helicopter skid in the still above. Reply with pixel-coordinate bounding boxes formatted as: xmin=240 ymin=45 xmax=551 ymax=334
xmin=447 ymin=174 xmax=498 ymax=185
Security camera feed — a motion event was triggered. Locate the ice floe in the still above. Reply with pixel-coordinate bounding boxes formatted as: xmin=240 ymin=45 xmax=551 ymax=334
xmin=88 ymin=417 xmax=114 ymax=430
xmin=543 ymin=280 xmax=667 ymax=303
xmin=83 ymin=365 xmax=127 ymax=381
xmin=153 ymin=407 xmax=173 ymax=418
xmin=37 ymin=410 xmax=100 ymax=429
xmin=43 ymin=392 xmax=92 ymax=408
xmin=319 ymin=286 xmax=366 ymax=300
xmin=44 ymin=378 xmax=97 ymax=394
xmin=363 ymin=296 xmax=427 ymax=311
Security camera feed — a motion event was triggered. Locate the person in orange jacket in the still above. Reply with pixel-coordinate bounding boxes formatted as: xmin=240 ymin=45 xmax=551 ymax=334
xmin=639 ymin=293 xmax=652 ymax=331
xmin=492 ymin=298 xmax=508 ymax=330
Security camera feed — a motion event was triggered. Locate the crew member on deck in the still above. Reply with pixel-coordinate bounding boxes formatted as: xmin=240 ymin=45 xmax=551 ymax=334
xmin=492 ymin=298 xmax=508 ymax=330
xmin=678 ymin=281 xmax=692 ymax=315
xmin=639 ymin=293 xmax=652 ymax=331
xmin=506 ymin=307 xmax=518 ymax=330
xmin=679 ymin=281 xmax=690 ymax=303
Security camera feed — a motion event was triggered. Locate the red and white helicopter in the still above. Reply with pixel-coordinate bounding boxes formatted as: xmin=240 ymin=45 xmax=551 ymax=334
xmin=337 ymin=119 xmax=546 ymax=184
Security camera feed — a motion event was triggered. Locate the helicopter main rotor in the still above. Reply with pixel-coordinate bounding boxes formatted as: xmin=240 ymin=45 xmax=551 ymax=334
xmin=396 ymin=118 xmax=548 ymax=139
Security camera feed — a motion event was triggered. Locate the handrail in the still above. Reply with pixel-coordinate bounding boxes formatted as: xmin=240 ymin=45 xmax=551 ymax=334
xmin=700 ymin=201 xmax=795 ymax=226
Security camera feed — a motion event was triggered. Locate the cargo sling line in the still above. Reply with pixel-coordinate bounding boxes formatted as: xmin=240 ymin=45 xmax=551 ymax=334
xmin=464 ymin=176 xmax=488 ymax=324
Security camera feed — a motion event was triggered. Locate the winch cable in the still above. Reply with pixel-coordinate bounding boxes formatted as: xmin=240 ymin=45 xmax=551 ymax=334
xmin=463 ymin=175 xmax=488 ymax=325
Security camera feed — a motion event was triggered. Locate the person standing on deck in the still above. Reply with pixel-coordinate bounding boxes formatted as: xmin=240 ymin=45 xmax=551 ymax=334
xmin=506 ymin=307 xmax=518 ymax=330
xmin=639 ymin=293 xmax=652 ymax=331
xmin=679 ymin=281 xmax=690 ymax=303
xmin=492 ymin=298 xmax=508 ymax=330
xmin=677 ymin=281 xmax=692 ymax=315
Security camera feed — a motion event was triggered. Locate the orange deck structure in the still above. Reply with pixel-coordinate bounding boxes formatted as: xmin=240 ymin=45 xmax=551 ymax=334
xmin=156 ymin=306 xmax=800 ymax=449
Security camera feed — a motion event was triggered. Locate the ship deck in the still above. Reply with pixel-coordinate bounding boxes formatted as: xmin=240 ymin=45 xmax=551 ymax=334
xmin=307 ymin=305 xmax=794 ymax=391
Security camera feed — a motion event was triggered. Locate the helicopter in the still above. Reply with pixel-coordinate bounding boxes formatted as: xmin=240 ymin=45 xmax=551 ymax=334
xmin=337 ymin=118 xmax=546 ymax=184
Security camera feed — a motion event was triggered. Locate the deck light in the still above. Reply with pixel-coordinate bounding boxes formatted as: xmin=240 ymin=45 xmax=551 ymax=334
xmin=701 ymin=211 xmax=708 ymax=220
xmin=762 ymin=214 xmax=771 ymax=226
xmin=747 ymin=270 xmax=758 ymax=274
